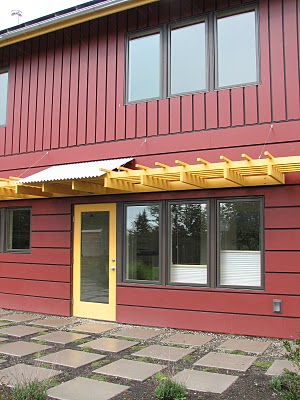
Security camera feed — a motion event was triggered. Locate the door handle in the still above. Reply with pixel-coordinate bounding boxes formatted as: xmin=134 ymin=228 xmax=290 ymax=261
xmin=110 ymin=266 xmax=116 ymax=271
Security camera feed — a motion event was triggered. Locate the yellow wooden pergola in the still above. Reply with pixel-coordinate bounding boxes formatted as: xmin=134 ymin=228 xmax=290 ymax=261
xmin=1 ymin=152 xmax=300 ymax=201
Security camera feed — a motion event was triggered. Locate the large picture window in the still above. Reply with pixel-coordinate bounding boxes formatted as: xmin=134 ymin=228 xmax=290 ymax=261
xmin=126 ymin=5 xmax=259 ymax=103
xmin=123 ymin=198 xmax=263 ymax=290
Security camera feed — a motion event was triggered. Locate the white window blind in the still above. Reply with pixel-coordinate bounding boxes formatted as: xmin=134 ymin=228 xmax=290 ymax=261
xmin=220 ymin=250 xmax=261 ymax=287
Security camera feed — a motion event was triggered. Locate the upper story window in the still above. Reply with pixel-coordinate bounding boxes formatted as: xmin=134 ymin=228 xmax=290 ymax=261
xmin=126 ymin=5 xmax=259 ymax=103
xmin=0 ymin=69 xmax=9 ymax=127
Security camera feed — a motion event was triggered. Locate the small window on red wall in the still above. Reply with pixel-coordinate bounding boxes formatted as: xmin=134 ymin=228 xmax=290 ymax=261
xmin=5 ymin=208 xmax=31 ymax=252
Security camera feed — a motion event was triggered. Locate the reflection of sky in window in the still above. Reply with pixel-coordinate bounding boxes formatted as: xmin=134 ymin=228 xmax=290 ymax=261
xmin=217 ymin=11 xmax=257 ymax=87
xmin=127 ymin=206 xmax=158 ymax=230
xmin=128 ymin=34 xmax=160 ymax=102
xmin=171 ymin=22 xmax=206 ymax=94
xmin=0 ymin=72 xmax=8 ymax=125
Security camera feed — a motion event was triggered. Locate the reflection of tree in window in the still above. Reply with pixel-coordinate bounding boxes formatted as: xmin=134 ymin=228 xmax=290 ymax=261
xmin=171 ymin=203 xmax=207 ymax=266
xmin=126 ymin=205 xmax=159 ymax=281
xmin=220 ymin=202 xmax=260 ymax=251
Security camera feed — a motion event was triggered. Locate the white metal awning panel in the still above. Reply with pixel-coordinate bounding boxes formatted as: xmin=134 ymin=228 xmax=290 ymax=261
xmin=18 ymin=158 xmax=133 ymax=184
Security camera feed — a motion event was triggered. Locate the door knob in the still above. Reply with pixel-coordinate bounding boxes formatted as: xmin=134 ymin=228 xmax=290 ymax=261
xmin=110 ymin=266 xmax=116 ymax=271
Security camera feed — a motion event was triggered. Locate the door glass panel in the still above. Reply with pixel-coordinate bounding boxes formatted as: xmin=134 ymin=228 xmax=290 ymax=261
xmin=80 ymin=211 xmax=109 ymax=304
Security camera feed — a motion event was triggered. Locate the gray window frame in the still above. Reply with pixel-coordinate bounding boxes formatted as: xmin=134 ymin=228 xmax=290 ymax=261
xmin=121 ymin=196 xmax=264 ymax=291
xmin=216 ymin=197 xmax=264 ymax=290
xmin=4 ymin=207 xmax=32 ymax=253
xmin=123 ymin=202 xmax=162 ymax=284
xmin=125 ymin=27 xmax=164 ymax=104
xmin=214 ymin=4 xmax=260 ymax=90
xmin=167 ymin=16 xmax=208 ymax=98
xmin=0 ymin=68 xmax=9 ymax=128
xmin=125 ymin=3 xmax=259 ymax=104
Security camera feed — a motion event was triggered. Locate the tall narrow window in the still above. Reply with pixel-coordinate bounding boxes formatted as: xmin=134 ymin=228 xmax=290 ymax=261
xmin=169 ymin=202 xmax=208 ymax=285
xmin=125 ymin=204 xmax=160 ymax=282
xmin=218 ymin=200 xmax=262 ymax=287
xmin=6 ymin=208 xmax=31 ymax=251
xmin=127 ymin=32 xmax=161 ymax=102
xmin=0 ymin=70 xmax=8 ymax=126
xmin=169 ymin=21 xmax=207 ymax=95
xmin=216 ymin=10 xmax=258 ymax=88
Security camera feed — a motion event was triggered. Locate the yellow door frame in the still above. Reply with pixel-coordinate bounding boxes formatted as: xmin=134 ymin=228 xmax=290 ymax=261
xmin=73 ymin=203 xmax=117 ymax=321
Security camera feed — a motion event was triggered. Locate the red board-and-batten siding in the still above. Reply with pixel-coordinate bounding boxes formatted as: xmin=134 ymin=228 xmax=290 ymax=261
xmin=0 ymin=185 xmax=299 ymax=339
xmin=0 ymin=0 xmax=298 ymax=339
xmin=0 ymin=0 xmax=299 ymax=156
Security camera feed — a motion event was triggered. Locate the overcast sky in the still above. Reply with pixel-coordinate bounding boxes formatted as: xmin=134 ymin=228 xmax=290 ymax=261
xmin=0 ymin=0 xmax=89 ymax=30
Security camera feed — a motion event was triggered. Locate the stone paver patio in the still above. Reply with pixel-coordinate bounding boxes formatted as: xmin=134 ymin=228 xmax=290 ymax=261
xmin=132 ymin=344 xmax=194 ymax=362
xmin=79 ymin=337 xmax=139 ymax=353
xmin=47 ymin=377 xmax=129 ymax=400
xmin=0 ymin=363 xmax=61 ymax=386
xmin=194 ymin=352 xmax=257 ymax=371
xmin=174 ymin=369 xmax=239 ymax=394
xmin=0 ymin=309 xmax=292 ymax=399
xmin=37 ymin=349 xmax=106 ymax=368
xmin=219 ymin=338 xmax=271 ymax=354
xmin=265 ymin=360 xmax=300 ymax=376
xmin=93 ymin=358 xmax=165 ymax=381
xmin=0 ymin=340 xmax=52 ymax=356
xmin=32 ymin=331 xmax=89 ymax=344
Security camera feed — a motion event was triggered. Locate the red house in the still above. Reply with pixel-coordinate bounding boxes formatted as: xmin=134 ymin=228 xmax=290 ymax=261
xmin=0 ymin=0 xmax=299 ymax=339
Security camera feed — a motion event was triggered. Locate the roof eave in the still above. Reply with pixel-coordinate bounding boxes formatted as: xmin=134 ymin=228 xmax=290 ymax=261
xmin=0 ymin=0 xmax=158 ymax=49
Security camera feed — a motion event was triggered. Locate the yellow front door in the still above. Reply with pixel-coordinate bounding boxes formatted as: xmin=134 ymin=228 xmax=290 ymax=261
xmin=73 ymin=203 xmax=116 ymax=321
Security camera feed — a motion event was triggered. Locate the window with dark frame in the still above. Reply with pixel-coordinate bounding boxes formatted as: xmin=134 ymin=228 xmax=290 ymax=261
xmin=125 ymin=204 xmax=160 ymax=282
xmin=126 ymin=4 xmax=259 ymax=103
xmin=0 ymin=70 xmax=9 ymax=126
xmin=123 ymin=198 xmax=263 ymax=290
xmin=0 ymin=208 xmax=31 ymax=253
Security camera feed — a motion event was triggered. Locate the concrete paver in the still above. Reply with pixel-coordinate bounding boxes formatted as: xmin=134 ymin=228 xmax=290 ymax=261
xmin=79 ymin=337 xmax=139 ymax=353
xmin=0 ymin=341 xmax=51 ymax=357
xmin=93 ymin=358 xmax=164 ymax=381
xmin=265 ymin=360 xmax=300 ymax=376
xmin=0 ymin=313 xmax=39 ymax=322
xmin=30 ymin=318 xmax=75 ymax=328
xmin=219 ymin=338 xmax=271 ymax=354
xmin=113 ymin=327 xmax=163 ymax=340
xmin=71 ymin=323 xmax=116 ymax=334
xmin=133 ymin=344 xmax=194 ymax=362
xmin=162 ymin=333 xmax=212 ymax=347
xmin=32 ymin=331 xmax=89 ymax=344
xmin=194 ymin=351 xmax=257 ymax=371
xmin=0 ymin=363 xmax=61 ymax=386
xmin=173 ymin=369 xmax=238 ymax=394
xmin=47 ymin=377 xmax=129 ymax=400
xmin=36 ymin=349 xmax=105 ymax=368
xmin=0 ymin=325 xmax=45 ymax=337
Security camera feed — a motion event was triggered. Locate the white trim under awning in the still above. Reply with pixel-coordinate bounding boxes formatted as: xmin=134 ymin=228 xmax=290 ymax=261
xmin=18 ymin=158 xmax=133 ymax=184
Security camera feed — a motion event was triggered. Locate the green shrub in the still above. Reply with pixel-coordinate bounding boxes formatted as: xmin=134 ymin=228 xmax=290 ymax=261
xmin=271 ymin=370 xmax=300 ymax=400
xmin=155 ymin=376 xmax=187 ymax=400
xmin=12 ymin=380 xmax=48 ymax=400
xmin=271 ymin=335 xmax=300 ymax=400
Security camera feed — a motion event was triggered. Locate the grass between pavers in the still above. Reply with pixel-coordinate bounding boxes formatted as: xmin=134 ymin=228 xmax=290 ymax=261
xmin=253 ymin=360 xmax=273 ymax=369
xmin=222 ymin=349 xmax=249 ymax=356
xmin=80 ymin=346 xmax=94 ymax=353
xmin=33 ymin=339 xmax=47 ymax=345
xmin=91 ymin=359 xmax=110 ymax=368
xmin=111 ymin=336 xmax=138 ymax=342
xmin=73 ymin=338 xmax=91 ymax=345
xmin=34 ymin=331 xmax=48 ymax=336
xmin=89 ymin=374 xmax=108 ymax=382
xmin=130 ymin=345 xmax=147 ymax=352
